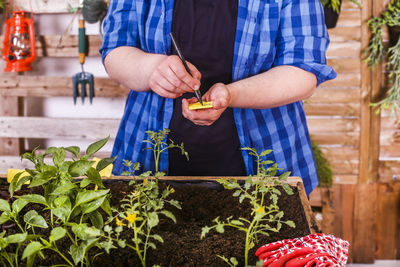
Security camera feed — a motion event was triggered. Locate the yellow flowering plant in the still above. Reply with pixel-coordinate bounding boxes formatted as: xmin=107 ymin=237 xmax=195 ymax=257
xmin=201 ymin=148 xmax=295 ymax=267
xmin=99 ymin=176 xmax=181 ymax=267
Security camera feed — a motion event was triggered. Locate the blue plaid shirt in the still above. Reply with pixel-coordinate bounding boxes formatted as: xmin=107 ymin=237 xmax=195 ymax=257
xmin=100 ymin=0 xmax=336 ymax=196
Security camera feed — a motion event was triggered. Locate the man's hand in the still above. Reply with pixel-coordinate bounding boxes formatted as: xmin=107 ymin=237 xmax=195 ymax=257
xmin=182 ymin=83 xmax=231 ymax=126
xmin=148 ymin=55 xmax=201 ymax=99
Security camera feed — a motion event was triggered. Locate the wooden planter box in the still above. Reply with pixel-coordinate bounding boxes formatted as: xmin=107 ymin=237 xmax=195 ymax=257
xmin=0 ymin=175 xmax=318 ymax=266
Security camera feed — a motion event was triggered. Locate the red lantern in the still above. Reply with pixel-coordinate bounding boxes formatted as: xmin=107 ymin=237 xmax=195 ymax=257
xmin=2 ymin=11 xmax=37 ymax=72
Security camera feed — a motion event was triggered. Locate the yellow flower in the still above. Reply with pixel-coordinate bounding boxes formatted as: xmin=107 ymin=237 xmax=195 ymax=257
xmin=126 ymin=212 xmax=137 ymax=224
xmin=143 ymin=178 xmax=148 ymax=185
xmin=116 ymin=217 xmax=126 ymax=226
xmin=256 ymin=206 xmax=265 ymax=214
xmin=170 ymin=187 xmax=175 ymax=193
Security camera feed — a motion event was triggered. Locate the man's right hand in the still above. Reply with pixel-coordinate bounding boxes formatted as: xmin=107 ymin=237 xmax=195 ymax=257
xmin=148 ymin=55 xmax=201 ymax=99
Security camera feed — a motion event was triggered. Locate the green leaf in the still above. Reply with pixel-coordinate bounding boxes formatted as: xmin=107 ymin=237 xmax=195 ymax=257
xmin=52 ymin=207 xmax=69 ymax=223
xmin=24 ymin=210 xmax=48 ymax=228
xmin=160 ymin=210 xmax=176 ymax=223
xmin=86 ymin=167 xmax=103 ymax=188
xmin=80 ymin=178 xmax=92 ymax=188
xmin=68 ymin=160 xmax=94 ymax=177
xmin=230 ymin=220 xmax=244 ymax=226
xmin=5 ymin=232 xmax=27 ymax=243
xmin=0 ymin=199 xmax=10 ymax=212
xmin=96 ymin=156 xmax=116 ymax=172
xmin=152 ymin=234 xmax=164 ymax=243
xmin=75 ymin=189 xmax=110 ymax=207
xmin=278 ymin=171 xmax=291 ymax=181
xmin=18 ymin=194 xmax=47 ymax=206
xmin=53 ymin=147 xmax=66 ymax=166
xmin=147 ymin=212 xmax=159 ymax=228
xmin=86 ymin=137 xmax=109 ymax=157
xmin=22 ymin=241 xmax=43 ymax=260
xmin=200 ymin=226 xmax=211 ymax=239
xmin=101 ymin=198 xmax=112 ymax=216
xmin=50 ymin=181 xmax=77 ymax=195
xmin=87 ymin=210 xmax=104 ymax=229
xmin=230 ymin=257 xmax=238 ymax=266
xmin=50 ymin=227 xmax=67 ymax=242
xmin=70 ymin=244 xmax=84 ymax=265
xmin=0 ymin=212 xmax=10 ymax=225
xmin=54 ymin=195 xmax=70 ymax=208
xmin=65 ymin=146 xmax=80 ymax=158
xmin=285 ymin=220 xmax=296 ymax=228
xmin=81 ymin=195 xmax=107 ymax=215
xmin=215 ymin=224 xmax=225 ymax=234
xmin=44 ymin=146 xmax=57 ymax=156
xmin=12 ymin=199 xmax=28 ymax=213
xmin=29 ymin=171 xmax=55 ymax=188
xmin=15 ymin=176 xmax=32 ymax=192
xmin=71 ymin=224 xmax=101 ymax=240
xmin=260 ymin=149 xmax=273 ymax=157
xmin=282 ymin=183 xmax=294 ymax=195
xmin=117 ymin=240 xmax=126 ymax=248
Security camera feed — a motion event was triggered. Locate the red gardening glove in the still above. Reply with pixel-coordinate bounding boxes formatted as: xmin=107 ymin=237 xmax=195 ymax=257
xmin=285 ymin=252 xmax=330 ymax=267
xmin=255 ymin=233 xmax=349 ymax=267
xmin=267 ymin=247 xmax=315 ymax=267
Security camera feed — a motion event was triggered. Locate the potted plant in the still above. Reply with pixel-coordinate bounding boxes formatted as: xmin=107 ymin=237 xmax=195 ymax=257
xmin=321 ymin=0 xmax=362 ymax=29
xmin=365 ymin=0 xmax=400 ymax=120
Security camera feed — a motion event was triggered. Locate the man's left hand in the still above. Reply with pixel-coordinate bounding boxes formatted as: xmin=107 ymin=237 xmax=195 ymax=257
xmin=181 ymin=83 xmax=231 ymax=126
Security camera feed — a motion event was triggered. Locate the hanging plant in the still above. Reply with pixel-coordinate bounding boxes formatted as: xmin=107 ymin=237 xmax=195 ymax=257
xmin=365 ymin=0 xmax=400 ymax=120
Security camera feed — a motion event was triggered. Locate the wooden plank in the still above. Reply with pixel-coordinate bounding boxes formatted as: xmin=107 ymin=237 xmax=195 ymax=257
xmin=376 ymin=182 xmax=400 ymax=259
xmin=0 ymin=76 xmax=131 ymax=98
xmin=328 ymin=27 xmax=361 ymax=42
xmin=308 ymin=88 xmax=360 ymax=103
xmin=358 ymin=0 xmax=380 ymax=184
xmin=0 ymin=35 xmax=102 ymax=58
xmin=336 ymin=9 xmax=362 ymax=27
xmin=379 ymin=159 xmax=400 ymax=183
xmin=319 ymin=146 xmax=359 ymax=161
xmin=304 ymin=103 xmax=360 ymax=116
xmin=327 ymin=58 xmax=361 ymax=73
xmin=319 ymin=72 xmax=360 ymax=87
xmin=338 ymin=184 xmax=356 ymax=262
xmin=321 ymin=187 xmax=335 ymax=234
xmin=0 ymin=116 xmax=119 ymax=140
xmin=11 ymin=0 xmax=79 ymax=13
xmin=310 ymin=132 xmax=359 ymax=146
xmin=0 ymin=96 xmax=21 ymax=156
xmin=352 ymin=183 xmax=377 ymax=263
xmin=326 ymin=42 xmax=361 ymax=58
xmin=307 ymin=118 xmax=360 ymax=133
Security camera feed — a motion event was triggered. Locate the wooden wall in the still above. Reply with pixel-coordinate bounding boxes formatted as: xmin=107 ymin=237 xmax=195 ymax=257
xmin=1 ymin=0 xmax=400 ymax=263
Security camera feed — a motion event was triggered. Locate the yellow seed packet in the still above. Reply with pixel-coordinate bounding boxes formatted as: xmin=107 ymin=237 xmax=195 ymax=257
xmin=7 ymin=169 xmax=30 ymax=183
xmin=92 ymin=157 xmax=113 ymax=177
xmin=188 ymin=101 xmax=213 ymax=110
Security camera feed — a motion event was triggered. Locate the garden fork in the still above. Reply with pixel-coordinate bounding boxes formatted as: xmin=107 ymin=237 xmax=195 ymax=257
xmin=72 ymin=19 xmax=94 ymax=104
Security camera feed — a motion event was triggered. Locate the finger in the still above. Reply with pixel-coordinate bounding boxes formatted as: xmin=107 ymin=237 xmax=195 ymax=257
xmin=149 ymin=79 xmax=182 ymax=99
xmin=187 ymin=61 xmax=202 ymax=81
xmin=161 ymin=66 xmax=194 ymax=94
xmin=151 ymin=70 xmax=178 ymax=93
xmin=168 ymin=56 xmax=200 ymax=91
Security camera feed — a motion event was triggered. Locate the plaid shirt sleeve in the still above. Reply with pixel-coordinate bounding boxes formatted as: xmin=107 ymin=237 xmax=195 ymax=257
xmin=99 ymin=0 xmax=139 ymax=63
xmin=274 ymin=0 xmax=336 ymax=86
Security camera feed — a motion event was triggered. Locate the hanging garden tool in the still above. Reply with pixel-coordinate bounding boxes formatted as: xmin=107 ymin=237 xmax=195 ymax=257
xmin=72 ymin=19 xmax=94 ymax=104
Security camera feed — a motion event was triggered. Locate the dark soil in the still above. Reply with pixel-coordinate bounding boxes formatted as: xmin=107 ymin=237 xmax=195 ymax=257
xmin=0 ymin=179 xmax=315 ymax=267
